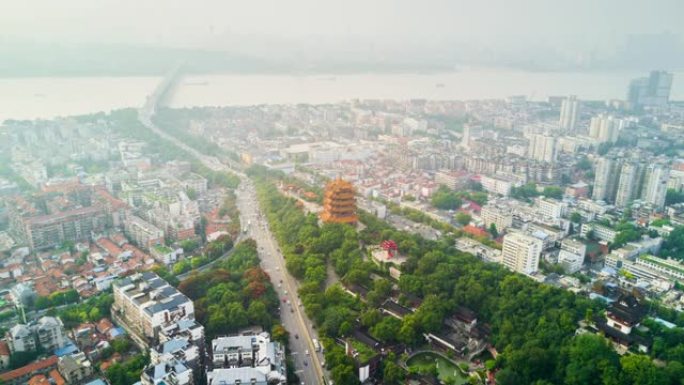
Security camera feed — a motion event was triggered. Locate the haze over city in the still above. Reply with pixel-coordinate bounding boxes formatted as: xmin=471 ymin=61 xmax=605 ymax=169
xmin=0 ymin=2 xmax=684 ymax=385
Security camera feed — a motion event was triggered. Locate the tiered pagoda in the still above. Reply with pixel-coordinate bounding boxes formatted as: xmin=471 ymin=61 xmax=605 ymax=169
xmin=320 ymin=178 xmax=357 ymax=225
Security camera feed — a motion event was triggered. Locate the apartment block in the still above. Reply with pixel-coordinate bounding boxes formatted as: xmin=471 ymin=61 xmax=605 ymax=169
xmin=480 ymin=175 xmax=522 ymax=196
xmin=35 ymin=316 xmax=68 ymax=352
xmin=57 ymin=352 xmax=93 ymax=384
xmin=480 ymin=204 xmax=513 ymax=232
xmin=558 ymin=238 xmax=587 ymax=274
xmin=112 ymin=272 xmax=194 ymax=343
xmin=123 ymin=215 xmax=165 ymax=250
xmin=10 ymin=205 xmax=107 ymax=251
xmin=6 ymin=324 xmax=36 ymax=353
xmin=501 ymin=232 xmax=543 ymax=275
xmin=580 ymin=223 xmax=617 ymax=243
xmin=535 ymin=197 xmax=566 ymax=220
xmin=141 ymin=359 xmax=193 ymax=385
xmin=208 ymin=332 xmax=286 ymax=385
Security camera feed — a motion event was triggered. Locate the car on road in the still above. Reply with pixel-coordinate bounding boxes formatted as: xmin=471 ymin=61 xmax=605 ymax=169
xmin=294 ymin=334 xmax=299 ymax=339
xmin=305 ymin=350 xmax=309 ymax=355
xmin=282 ymin=298 xmax=287 ymax=303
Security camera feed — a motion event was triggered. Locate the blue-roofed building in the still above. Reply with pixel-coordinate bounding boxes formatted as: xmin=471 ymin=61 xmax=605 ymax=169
xmin=84 ymin=379 xmax=108 ymax=385
xmin=108 ymin=327 xmax=126 ymax=339
xmin=54 ymin=341 xmax=79 ymax=357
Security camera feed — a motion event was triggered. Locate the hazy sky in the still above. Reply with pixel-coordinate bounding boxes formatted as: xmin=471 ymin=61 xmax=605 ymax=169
xmin=2 ymin=0 xmax=683 ymax=49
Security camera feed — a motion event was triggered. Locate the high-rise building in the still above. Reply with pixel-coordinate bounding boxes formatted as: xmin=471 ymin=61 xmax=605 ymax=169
xmin=527 ymin=134 xmax=557 ymax=163
xmin=627 ymin=70 xmax=674 ymax=109
xmin=559 ymin=96 xmax=579 ymax=131
xmin=460 ymin=124 xmax=482 ymax=151
xmin=320 ymin=178 xmax=358 ymax=225
xmin=588 ymin=114 xmax=624 ymax=143
xmin=592 ymin=157 xmax=622 ymax=203
xmin=615 ymin=162 xmax=642 ymax=208
xmin=641 ymin=163 xmax=670 ymax=209
xmin=501 ymin=232 xmax=543 ymax=275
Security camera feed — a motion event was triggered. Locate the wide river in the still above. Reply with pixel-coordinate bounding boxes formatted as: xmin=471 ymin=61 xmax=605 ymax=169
xmin=1 ymin=69 xmax=683 ymax=122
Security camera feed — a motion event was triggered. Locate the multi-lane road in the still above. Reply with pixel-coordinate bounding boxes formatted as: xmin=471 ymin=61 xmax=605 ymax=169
xmin=236 ymin=180 xmax=326 ymax=385
xmin=139 ymin=86 xmax=326 ymax=384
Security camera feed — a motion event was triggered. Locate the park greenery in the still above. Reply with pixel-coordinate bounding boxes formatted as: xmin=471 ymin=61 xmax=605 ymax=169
xmin=248 ymin=165 xmax=682 ymax=385
xmin=510 ymin=183 xmax=564 ymax=201
xmin=32 ymin=288 xmax=80 ymax=310
xmin=171 ymin=233 xmax=234 ymax=275
xmin=54 ymin=291 xmax=114 ymax=329
xmin=430 ymin=185 xmax=488 ymax=210
xmin=665 ymin=188 xmax=684 ymax=206
xmin=431 ymin=185 xmax=464 ymax=210
xmin=177 ymin=239 xmax=279 ymax=340
xmin=661 ymin=225 xmax=684 ymax=260
xmin=105 ymin=353 xmax=150 ymax=385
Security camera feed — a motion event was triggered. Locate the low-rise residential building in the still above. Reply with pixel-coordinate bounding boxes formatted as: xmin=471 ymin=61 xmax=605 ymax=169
xmin=150 ymin=245 xmax=183 ymax=266
xmin=580 ymin=223 xmax=617 ymax=243
xmin=35 ymin=316 xmax=68 ymax=352
xmin=140 ymin=359 xmax=193 ymax=385
xmin=535 ymin=197 xmax=566 ymax=220
xmin=454 ymin=238 xmax=501 ymax=263
xmin=151 ymin=337 xmax=199 ymax=371
xmin=209 ymin=332 xmax=286 ymax=384
xmin=123 ymin=215 xmax=164 ymax=251
xmin=635 ymin=255 xmax=684 ymax=281
xmin=480 ymin=174 xmax=522 ymax=196
xmin=0 ymin=355 xmax=59 ymax=385
xmin=558 ymin=238 xmax=587 ymax=274
xmin=480 ymin=204 xmax=513 ymax=232
xmin=207 ymin=368 xmax=269 ymax=385
xmin=57 ymin=352 xmax=93 ymax=384
xmin=6 ymin=324 xmax=36 ymax=353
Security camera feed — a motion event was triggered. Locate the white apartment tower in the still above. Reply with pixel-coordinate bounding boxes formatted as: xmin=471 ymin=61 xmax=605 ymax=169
xmin=588 ymin=114 xmax=623 ymax=143
xmin=527 ymin=134 xmax=557 ymax=163
xmin=559 ymin=96 xmax=579 ymax=131
xmin=641 ymin=163 xmax=670 ymax=209
xmin=615 ymin=162 xmax=642 ymax=208
xmin=501 ymin=232 xmax=543 ymax=275
xmin=592 ymin=157 xmax=621 ymax=203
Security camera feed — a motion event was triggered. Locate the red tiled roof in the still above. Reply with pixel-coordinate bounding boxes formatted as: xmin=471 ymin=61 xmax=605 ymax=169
xmin=48 ymin=369 xmax=66 ymax=385
xmin=97 ymin=238 xmax=123 ymax=257
xmin=97 ymin=318 xmax=114 ymax=334
xmin=463 ymin=225 xmax=489 ymax=238
xmin=0 ymin=355 xmax=58 ymax=382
